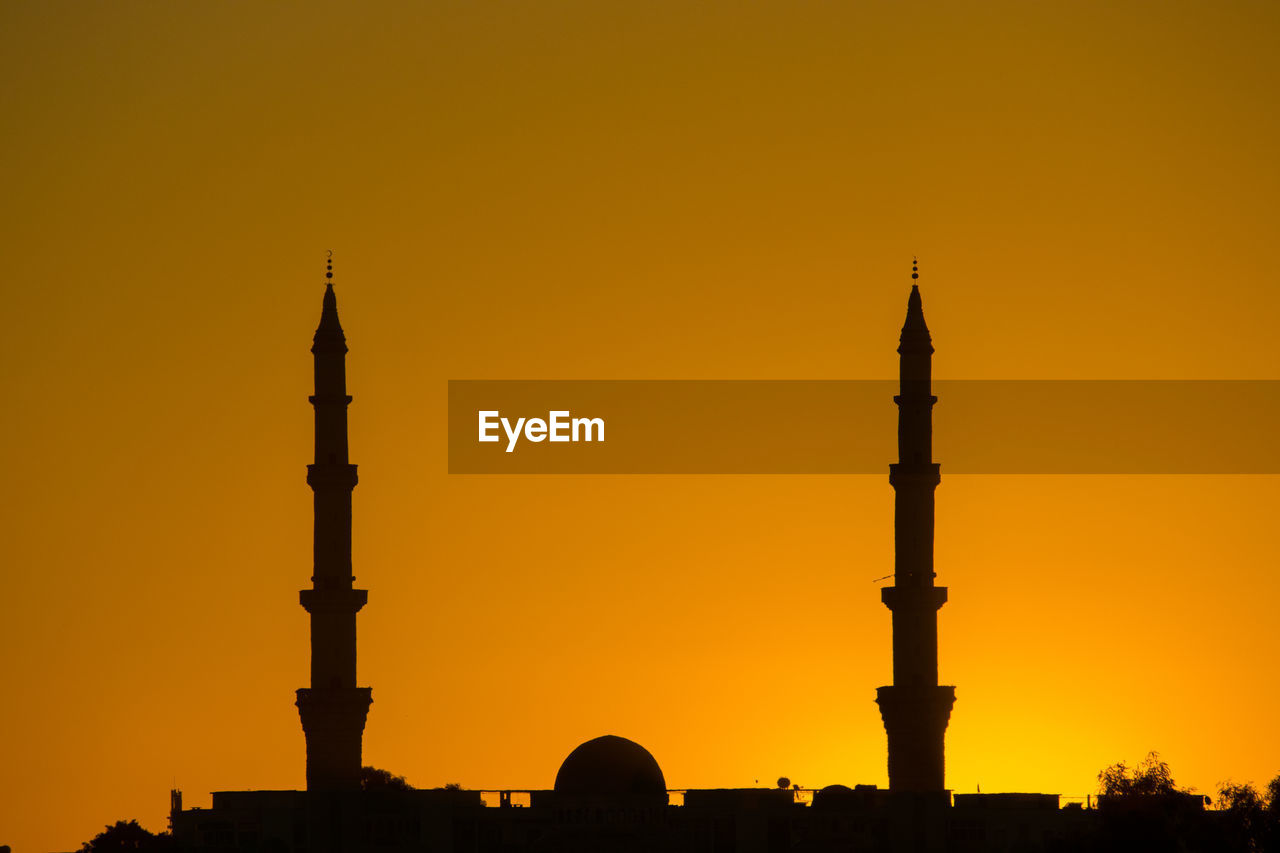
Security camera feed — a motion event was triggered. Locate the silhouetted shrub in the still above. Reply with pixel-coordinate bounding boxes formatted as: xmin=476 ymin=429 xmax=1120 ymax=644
xmin=360 ymin=765 xmax=413 ymax=791
xmin=78 ymin=820 xmax=170 ymax=852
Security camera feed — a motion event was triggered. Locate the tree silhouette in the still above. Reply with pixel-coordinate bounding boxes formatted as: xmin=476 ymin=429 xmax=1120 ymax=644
xmin=360 ymin=766 xmax=413 ymax=791
xmin=1216 ymin=780 xmax=1266 ymax=853
xmin=77 ymin=820 xmax=170 ymax=852
xmin=1215 ymin=776 xmax=1280 ymax=853
xmin=1268 ymin=774 xmax=1280 ymax=824
xmin=1094 ymin=753 xmax=1210 ymax=853
xmin=1268 ymin=775 xmax=1280 ymax=853
xmin=1098 ymin=751 xmax=1182 ymax=797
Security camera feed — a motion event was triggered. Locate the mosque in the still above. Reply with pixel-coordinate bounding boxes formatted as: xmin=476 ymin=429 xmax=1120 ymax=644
xmin=169 ymin=263 xmax=1101 ymax=852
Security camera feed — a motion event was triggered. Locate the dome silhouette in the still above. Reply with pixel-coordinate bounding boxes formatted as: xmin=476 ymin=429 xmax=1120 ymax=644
xmin=813 ymin=784 xmax=857 ymax=809
xmin=553 ymin=735 xmax=667 ymax=797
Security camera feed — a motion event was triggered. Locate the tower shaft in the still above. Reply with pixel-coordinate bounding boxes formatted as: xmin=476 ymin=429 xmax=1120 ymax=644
xmin=875 ymin=279 xmax=955 ymax=792
xmin=296 ymin=279 xmax=371 ymax=792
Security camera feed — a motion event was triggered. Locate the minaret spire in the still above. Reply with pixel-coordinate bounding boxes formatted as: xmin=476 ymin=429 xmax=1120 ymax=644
xmin=875 ymin=260 xmax=956 ymax=792
xmin=315 ymin=251 xmax=344 ymax=342
xmin=902 ymin=258 xmax=928 ymax=338
xmin=296 ymin=253 xmax=372 ymax=791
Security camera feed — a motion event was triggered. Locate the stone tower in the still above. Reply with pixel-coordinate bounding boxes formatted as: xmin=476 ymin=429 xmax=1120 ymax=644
xmin=875 ymin=262 xmax=956 ymax=792
xmin=295 ymin=259 xmax=372 ymax=791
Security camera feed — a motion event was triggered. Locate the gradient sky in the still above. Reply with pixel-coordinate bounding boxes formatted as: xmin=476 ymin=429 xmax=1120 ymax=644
xmin=2 ymin=2 xmax=1279 ymax=850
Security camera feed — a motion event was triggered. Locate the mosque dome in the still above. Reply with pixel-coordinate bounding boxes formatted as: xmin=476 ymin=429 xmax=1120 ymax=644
xmin=553 ymin=735 xmax=667 ymax=797
xmin=812 ymin=784 xmax=858 ymax=809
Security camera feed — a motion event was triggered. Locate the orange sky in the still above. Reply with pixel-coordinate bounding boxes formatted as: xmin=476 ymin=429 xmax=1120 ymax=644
xmin=2 ymin=2 xmax=1279 ymax=850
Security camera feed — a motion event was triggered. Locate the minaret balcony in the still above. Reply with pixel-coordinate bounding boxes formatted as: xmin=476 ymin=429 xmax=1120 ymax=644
xmin=306 ymin=463 xmax=358 ymax=489
xmin=888 ymin=463 xmax=941 ymax=487
xmin=308 ymin=393 xmax=353 ymax=406
xmin=881 ymin=585 xmax=948 ymax=612
xmin=300 ymin=587 xmax=368 ymax=614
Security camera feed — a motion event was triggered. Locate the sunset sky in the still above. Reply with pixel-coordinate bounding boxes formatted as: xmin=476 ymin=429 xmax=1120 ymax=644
xmin=3 ymin=2 xmax=1279 ymax=850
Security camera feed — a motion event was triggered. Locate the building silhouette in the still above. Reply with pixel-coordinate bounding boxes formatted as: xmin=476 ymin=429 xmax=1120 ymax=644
xmin=170 ymin=263 xmax=1112 ymax=852
xmin=297 ymin=260 xmax=372 ymax=792
xmin=876 ymin=261 xmax=956 ymax=793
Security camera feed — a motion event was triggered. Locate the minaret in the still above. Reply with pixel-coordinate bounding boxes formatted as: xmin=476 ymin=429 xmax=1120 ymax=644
xmin=875 ymin=260 xmax=956 ymax=792
xmin=295 ymin=255 xmax=372 ymax=791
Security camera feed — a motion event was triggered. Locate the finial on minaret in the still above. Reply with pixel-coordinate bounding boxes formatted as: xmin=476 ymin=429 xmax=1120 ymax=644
xmin=314 ymin=250 xmax=346 ymax=350
xmin=900 ymin=257 xmax=931 ymax=345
